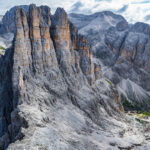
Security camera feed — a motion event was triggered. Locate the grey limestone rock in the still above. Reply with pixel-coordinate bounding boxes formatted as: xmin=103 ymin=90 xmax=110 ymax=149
xmin=0 ymin=4 xmax=123 ymax=150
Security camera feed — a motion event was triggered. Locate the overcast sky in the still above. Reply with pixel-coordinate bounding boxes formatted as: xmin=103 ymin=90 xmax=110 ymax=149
xmin=0 ymin=0 xmax=150 ymax=24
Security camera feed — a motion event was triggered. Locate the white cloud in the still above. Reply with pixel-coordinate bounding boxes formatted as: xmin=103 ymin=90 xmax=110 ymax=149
xmin=0 ymin=0 xmax=150 ymax=24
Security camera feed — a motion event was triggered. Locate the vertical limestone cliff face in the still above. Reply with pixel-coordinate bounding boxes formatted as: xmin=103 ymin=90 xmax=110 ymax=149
xmin=0 ymin=5 xmax=123 ymax=150
xmin=69 ymin=22 xmax=95 ymax=85
xmin=51 ymin=8 xmax=95 ymax=85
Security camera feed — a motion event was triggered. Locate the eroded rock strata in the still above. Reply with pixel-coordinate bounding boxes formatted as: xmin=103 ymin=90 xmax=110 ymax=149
xmin=0 ymin=5 xmax=123 ymax=150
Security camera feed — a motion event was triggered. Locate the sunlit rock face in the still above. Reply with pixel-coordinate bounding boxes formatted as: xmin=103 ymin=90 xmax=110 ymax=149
xmin=0 ymin=4 xmax=123 ymax=150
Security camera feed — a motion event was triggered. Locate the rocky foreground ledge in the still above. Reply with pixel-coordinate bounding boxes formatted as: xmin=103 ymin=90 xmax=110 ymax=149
xmin=0 ymin=4 xmax=150 ymax=150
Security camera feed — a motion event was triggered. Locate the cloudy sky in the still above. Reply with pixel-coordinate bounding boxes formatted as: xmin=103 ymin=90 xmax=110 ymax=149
xmin=0 ymin=0 xmax=150 ymax=24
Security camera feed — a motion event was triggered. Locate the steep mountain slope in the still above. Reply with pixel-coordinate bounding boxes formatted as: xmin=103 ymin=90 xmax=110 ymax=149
xmin=1 ymin=5 xmax=150 ymax=150
xmin=0 ymin=4 xmax=126 ymax=150
xmin=69 ymin=12 xmax=150 ymax=111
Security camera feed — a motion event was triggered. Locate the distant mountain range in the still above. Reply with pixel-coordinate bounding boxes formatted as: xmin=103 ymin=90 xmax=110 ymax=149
xmin=69 ymin=12 xmax=150 ymax=111
xmin=0 ymin=0 xmax=150 ymax=24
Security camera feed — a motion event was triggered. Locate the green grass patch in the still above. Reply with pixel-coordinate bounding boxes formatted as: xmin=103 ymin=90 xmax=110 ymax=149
xmin=122 ymin=100 xmax=134 ymax=108
xmin=104 ymin=78 xmax=113 ymax=85
xmin=0 ymin=46 xmax=6 ymax=55
xmin=135 ymin=118 xmax=144 ymax=125
xmin=137 ymin=111 xmax=150 ymax=118
xmin=0 ymin=46 xmax=5 ymax=50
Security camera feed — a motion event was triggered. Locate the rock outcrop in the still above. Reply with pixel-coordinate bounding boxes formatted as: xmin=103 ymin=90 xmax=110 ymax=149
xmin=0 ymin=5 xmax=123 ymax=150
